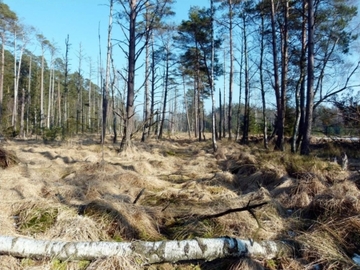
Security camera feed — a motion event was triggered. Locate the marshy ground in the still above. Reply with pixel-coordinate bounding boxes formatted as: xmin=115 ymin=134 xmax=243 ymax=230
xmin=0 ymin=134 xmax=360 ymax=269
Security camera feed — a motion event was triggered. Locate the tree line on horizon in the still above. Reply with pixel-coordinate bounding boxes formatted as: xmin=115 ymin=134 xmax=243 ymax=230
xmin=0 ymin=0 xmax=359 ymax=154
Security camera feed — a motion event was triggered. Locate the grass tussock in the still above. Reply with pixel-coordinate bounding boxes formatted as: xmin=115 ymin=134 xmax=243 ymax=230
xmin=297 ymin=229 xmax=354 ymax=269
xmin=13 ymin=202 xmax=61 ymax=235
xmin=47 ymin=211 xmax=105 ymax=241
xmin=301 ymin=180 xmax=360 ymax=220
xmin=83 ymin=199 xmax=163 ymax=241
xmin=0 ymin=148 xmax=19 ymax=168
xmin=2 ymin=134 xmax=360 ymax=269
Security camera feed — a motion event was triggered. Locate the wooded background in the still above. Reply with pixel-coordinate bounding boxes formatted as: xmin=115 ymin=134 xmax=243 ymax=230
xmin=0 ymin=0 xmax=359 ymax=153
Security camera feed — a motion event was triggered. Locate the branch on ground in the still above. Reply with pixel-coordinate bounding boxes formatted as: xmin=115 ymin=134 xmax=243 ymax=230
xmin=197 ymin=201 xmax=269 ymax=221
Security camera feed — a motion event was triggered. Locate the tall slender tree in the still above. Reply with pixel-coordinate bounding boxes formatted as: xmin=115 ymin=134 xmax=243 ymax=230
xmin=46 ymin=43 xmax=56 ymax=129
xmin=210 ymin=0 xmax=218 ymax=151
xmin=37 ymin=34 xmax=51 ymax=129
xmin=300 ymin=0 xmax=314 ymax=155
xmin=258 ymin=5 xmax=268 ymax=149
xmin=63 ymin=35 xmax=71 ymax=135
xmin=157 ymin=26 xmax=176 ymax=139
xmin=292 ymin=0 xmax=307 ymax=153
xmin=176 ymin=6 xmax=222 ymax=141
xmin=117 ymin=0 xmax=174 ymax=151
xmin=101 ymin=0 xmax=113 ymax=144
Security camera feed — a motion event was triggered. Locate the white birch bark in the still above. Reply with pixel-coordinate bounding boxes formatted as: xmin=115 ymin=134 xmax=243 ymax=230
xmin=12 ymin=28 xmax=27 ymax=129
xmin=0 ymin=235 xmax=291 ymax=264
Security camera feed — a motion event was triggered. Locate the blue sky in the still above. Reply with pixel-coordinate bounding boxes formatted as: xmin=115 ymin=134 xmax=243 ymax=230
xmin=5 ymin=0 xmax=224 ymax=113
xmin=6 ymin=0 xmax=210 ymax=74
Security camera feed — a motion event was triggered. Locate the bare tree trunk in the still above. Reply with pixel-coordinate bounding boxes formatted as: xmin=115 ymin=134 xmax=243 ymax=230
xmin=47 ymin=45 xmax=56 ymax=129
xmin=158 ymin=50 xmax=170 ymax=139
xmin=0 ymin=34 xmax=5 ymax=128
xmin=76 ymin=43 xmax=84 ymax=134
xmin=20 ymin=88 xmax=25 ymax=137
xmin=57 ymin=80 xmax=61 ymax=127
xmin=111 ymin=53 xmax=117 ymax=143
xmin=235 ymin=45 xmax=243 ymax=142
xmin=300 ymin=0 xmax=314 ymax=155
xmin=88 ymin=60 xmax=92 ymax=131
xmin=0 ymin=235 xmax=292 ymax=264
xmin=210 ymin=0 xmax=217 ymax=151
xmin=197 ymin=84 xmax=202 ymax=142
xmin=219 ymin=89 xmax=222 ymax=140
xmin=292 ymin=1 xmax=307 ymax=153
xmin=12 ymin=32 xmax=25 ymax=131
xmin=277 ymin=0 xmax=289 ymax=151
xmin=149 ymin=42 xmax=156 ymax=137
xmin=223 ymin=83 xmax=226 ymax=139
xmin=102 ymin=0 xmax=113 ymax=144
xmin=47 ymin=61 xmax=53 ymax=128
xmin=193 ymin=79 xmax=198 ymax=139
xmin=63 ymin=35 xmax=70 ymax=136
xmin=182 ymin=74 xmax=191 ymax=138
xmin=51 ymin=59 xmax=55 ymax=127
xmin=195 ymin=43 xmax=202 ymax=142
xmin=241 ymin=16 xmax=250 ymax=145
xmin=40 ymin=43 xmax=45 ymax=129
xmin=259 ymin=12 xmax=268 ymax=149
xmin=12 ymin=31 xmax=17 ymax=129
xmin=228 ymin=0 xmax=234 ymax=140
xmin=13 ymin=32 xmax=26 ymax=132
xmin=120 ymin=0 xmax=136 ymax=151
xmin=26 ymin=56 xmax=32 ymax=136
xmin=142 ymin=4 xmax=151 ymax=142
xmin=222 ymin=49 xmax=226 ymax=139
xmin=269 ymin=0 xmax=282 ymax=150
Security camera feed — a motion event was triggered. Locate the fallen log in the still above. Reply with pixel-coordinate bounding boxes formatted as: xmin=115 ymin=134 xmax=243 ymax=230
xmin=0 ymin=235 xmax=293 ymax=264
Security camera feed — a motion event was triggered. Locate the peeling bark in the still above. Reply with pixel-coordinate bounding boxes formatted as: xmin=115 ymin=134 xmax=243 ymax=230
xmin=0 ymin=235 xmax=292 ymax=264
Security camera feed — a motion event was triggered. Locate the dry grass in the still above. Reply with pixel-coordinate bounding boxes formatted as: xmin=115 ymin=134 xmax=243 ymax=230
xmin=86 ymin=255 xmax=143 ymax=270
xmin=0 ymin=134 xmax=359 ymax=269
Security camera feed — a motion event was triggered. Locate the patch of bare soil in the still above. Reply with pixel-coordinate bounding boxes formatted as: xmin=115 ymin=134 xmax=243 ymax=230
xmin=0 ymin=135 xmax=359 ymax=269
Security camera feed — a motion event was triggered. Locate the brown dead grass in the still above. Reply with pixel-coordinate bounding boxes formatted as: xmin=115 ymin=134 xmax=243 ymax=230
xmin=87 ymin=255 xmax=143 ymax=270
xmin=0 ymin=134 xmax=359 ymax=269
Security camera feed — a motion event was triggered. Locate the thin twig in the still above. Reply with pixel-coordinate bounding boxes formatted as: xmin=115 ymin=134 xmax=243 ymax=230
xmin=133 ymin=188 xmax=145 ymax=204
xmin=197 ymin=201 xmax=268 ymax=221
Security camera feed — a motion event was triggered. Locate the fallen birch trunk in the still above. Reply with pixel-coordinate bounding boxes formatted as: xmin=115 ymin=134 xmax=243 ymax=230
xmin=0 ymin=235 xmax=292 ymax=264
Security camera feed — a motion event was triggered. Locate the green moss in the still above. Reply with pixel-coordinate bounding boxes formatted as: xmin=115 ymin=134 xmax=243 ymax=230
xmin=51 ymin=259 xmax=67 ymax=270
xmin=265 ymin=259 xmax=278 ymax=269
xmin=77 ymin=260 xmax=91 ymax=270
xmin=166 ymin=150 xmax=176 ymax=156
xmin=18 ymin=207 xmax=58 ymax=235
xmin=112 ymin=233 xmax=123 ymax=242
xmin=21 ymin=258 xmax=36 ymax=267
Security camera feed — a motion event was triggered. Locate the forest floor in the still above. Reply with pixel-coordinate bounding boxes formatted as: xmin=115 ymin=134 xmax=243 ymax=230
xmin=1 ymin=134 xmax=360 ymax=269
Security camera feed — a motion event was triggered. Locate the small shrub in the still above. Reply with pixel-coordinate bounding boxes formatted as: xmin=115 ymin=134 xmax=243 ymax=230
xmin=42 ymin=127 xmax=62 ymax=142
xmin=3 ymin=126 xmax=18 ymax=138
